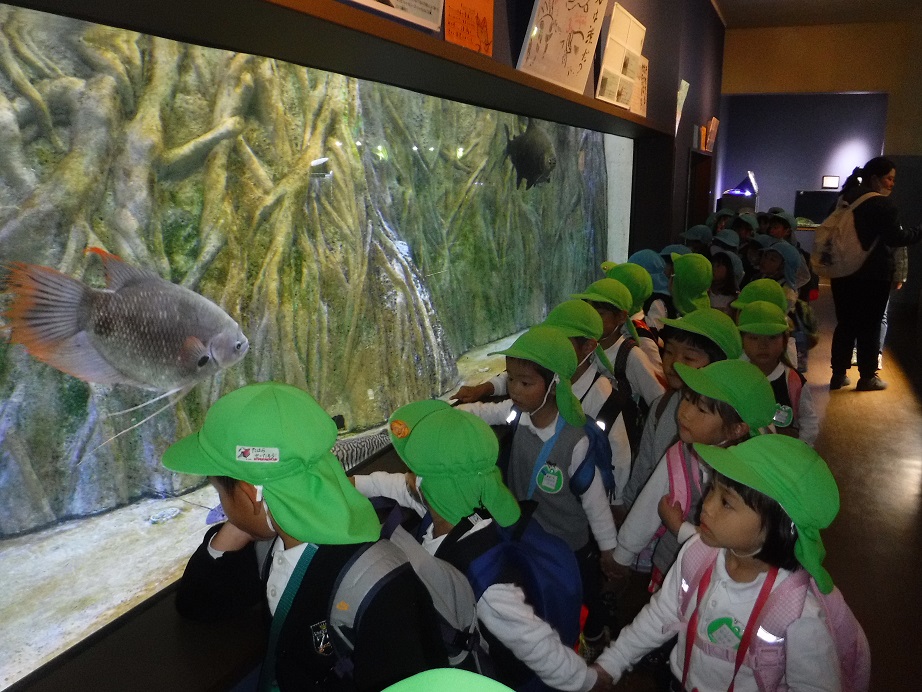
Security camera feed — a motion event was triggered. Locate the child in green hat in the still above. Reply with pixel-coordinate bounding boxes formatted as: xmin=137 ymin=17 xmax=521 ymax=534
xmin=356 ymin=400 xmax=604 ymax=691
xmin=614 ymin=359 xmax=776 ymax=592
xmin=594 ymin=435 xmax=849 ymax=692
xmin=621 ymin=308 xmax=742 ymax=512
xmin=453 ymin=300 xmax=635 ymax=511
xmin=162 ymin=382 xmax=448 ymax=691
xmin=671 ymin=252 xmax=713 ymax=316
xmin=572 ymin=278 xmax=666 ymax=420
xmin=459 ymin=325 xmax=621 ymax=660
xmin=738 ymin=301 xmax=818 ymax=446
xmin=602 ymin=262 xmax=663 ymax=373
xmin=731 ymin=277 xmax=799 ymax=369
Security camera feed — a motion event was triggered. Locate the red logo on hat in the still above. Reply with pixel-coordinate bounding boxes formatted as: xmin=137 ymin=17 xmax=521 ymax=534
xmin=239 ymin=448 xmax=251 ymax=459
xmin=390 ymin=420 xmax=410 ymax=439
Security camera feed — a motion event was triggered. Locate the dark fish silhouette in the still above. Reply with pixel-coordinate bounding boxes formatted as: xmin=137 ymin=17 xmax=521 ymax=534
xmin=1 ymin=247 xmax=249 ymax=391
xmin=505 ymin=121 xmax=557 ymax=189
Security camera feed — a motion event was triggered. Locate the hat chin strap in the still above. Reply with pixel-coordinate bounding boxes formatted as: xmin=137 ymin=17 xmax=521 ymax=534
xmin=730 ymin=545 xmax=763 ymax=559
xmin=527 ymin=373 xmax=559 ymax=418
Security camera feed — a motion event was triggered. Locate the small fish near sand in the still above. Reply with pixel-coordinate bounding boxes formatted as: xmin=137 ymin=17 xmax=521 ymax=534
xmin=1 ymin=248 xmax=249 ymax=391
xmin=505 ymin=120 xmax=557 ymax=190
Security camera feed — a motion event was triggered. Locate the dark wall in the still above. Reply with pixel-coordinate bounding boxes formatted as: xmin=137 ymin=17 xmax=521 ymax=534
xmin=717 ymin=93 xmax=888 ymax=213
xmin=616 ymin=0 xmax=724 ymax=250
xmin=673 ymin=0 xmax=725 ymax=235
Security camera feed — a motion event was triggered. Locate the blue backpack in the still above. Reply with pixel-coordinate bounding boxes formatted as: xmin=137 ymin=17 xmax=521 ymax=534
xmin=502 ymin=407 xmax=616 ymax=500
xmin=461 ymin=506 xmax=583 ymax=650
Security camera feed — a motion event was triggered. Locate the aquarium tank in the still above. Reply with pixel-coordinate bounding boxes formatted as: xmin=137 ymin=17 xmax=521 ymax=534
xmin=0 ymin=3 xmax=631 ymax=686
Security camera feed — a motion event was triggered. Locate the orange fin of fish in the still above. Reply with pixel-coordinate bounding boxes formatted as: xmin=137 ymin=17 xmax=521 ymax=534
xmin=84 ymin=247 xmax=162 ymax=290
xmin=1 ymin=262 xmax=126 ymax=382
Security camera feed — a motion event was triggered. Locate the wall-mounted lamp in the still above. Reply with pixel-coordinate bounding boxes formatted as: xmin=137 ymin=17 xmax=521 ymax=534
xmin=822 ymin=175 xmax=839 ymax=189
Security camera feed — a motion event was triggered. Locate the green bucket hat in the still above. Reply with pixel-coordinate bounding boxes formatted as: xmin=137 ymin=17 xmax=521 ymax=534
xmin=693 ymin=435 xmax=840 ymax=594
xmin=674 ymin=360 xmax=776 ymax=431
xmin=730 ymin=277 xmax=788 ymax=313
xmin=162 ymin=382 xmax=380 ymax=545
xmin=388 ymin=400 xmax=521 ymax=527
xmin=604 ymin=262 xmax=654 ymax=315
xmin=383 ymin=669 xmax=514 ymax=692
xmin=571 ymin=277 xmax=640 ymax=344
xmin=542 ymin=299 xmax=612 ymax=372
xmin=491 ymin=325 xmax=586 ymax=427
xmin=661 ymin=307 xmax=743 ymax=360
xmin=671 ymin=252 xmax=713 ymax=315
xmin=543 ymin=299 xmax=603 ymax=340
xmin=737 ymin=300 xmax=789 ymax=335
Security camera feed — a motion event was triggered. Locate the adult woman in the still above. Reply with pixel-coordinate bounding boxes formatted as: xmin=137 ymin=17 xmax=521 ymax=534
xmin=830 ymin=157 xmax=921 ymax=391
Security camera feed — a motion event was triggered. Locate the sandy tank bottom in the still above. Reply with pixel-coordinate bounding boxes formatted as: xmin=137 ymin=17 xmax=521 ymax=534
xmin=0 ymin=332 xmax=517 ymax=689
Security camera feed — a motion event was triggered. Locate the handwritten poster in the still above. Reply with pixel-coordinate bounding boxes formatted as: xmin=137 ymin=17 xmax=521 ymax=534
xmin=596 ymin=3 xmax=646 ymax=111
xmin=445 ymin=0 xmax=494 ymax=56
xmin=351 ymin=0 xmax=445 ymax=31
xmin=517 ymin=0 xmax=612 ymax=94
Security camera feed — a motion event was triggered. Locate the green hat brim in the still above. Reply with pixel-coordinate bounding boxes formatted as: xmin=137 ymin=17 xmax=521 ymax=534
xmin=738 ymin=322 xmax=788 ymax=335
xmin=693 ymin=442 xmax=837 ymax=594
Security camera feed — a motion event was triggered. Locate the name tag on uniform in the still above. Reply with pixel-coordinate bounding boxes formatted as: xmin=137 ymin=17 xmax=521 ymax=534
xmin=538 ymin=464 xmax=563 ymax=493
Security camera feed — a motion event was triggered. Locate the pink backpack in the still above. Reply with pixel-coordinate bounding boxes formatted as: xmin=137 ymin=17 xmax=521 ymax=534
xmin=678 ymin=537 xmax=871 ymax=691
xmin=652 ymin=443 xmax=702 ymax=542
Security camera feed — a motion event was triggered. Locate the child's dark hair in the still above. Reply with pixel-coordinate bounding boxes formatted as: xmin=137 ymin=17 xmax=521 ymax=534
xmin=507 ymin=356 xmax=555 ymax=388
xmin=211 ymin=475 xmax=239 ymax=493
xmin=661 ymin=325 xmax=727 ymax=363
xmin=708 ymin=472 xmax=800 ymax=571
xmin=710 ymin=253 xmax=739 ymax=295
xmin=681 ymin=388 xmax=746 ymax=441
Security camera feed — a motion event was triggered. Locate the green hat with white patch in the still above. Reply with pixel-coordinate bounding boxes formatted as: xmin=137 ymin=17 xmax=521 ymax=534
xmin=737 ymin=300 xmax=789 ymax=335
xmin=162 ymin=382 xmax=380 ymax=545
xmin=674 ymin=359 xmax=776 ymax=431
xmin=693 ymin=435 xmax=840 ymax=594
xmin=491 ymin=325 xmax=586 ymax=427
xmin=661 ymin=307 xmax=742 ymax=360
xmin=388 ymin=400 xmax=520 ymax=527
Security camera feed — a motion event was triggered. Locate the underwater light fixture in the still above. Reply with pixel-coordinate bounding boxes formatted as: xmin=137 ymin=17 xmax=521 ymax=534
xmin=412 ymin=145 xmax=418 ymax=151
xmin=457 ymin=147 xmax=464 ymax=158
xmin=428 ymin=146 xmax=435 ymax=152
xmin=309 ymin=157 xmax=331 ymax=177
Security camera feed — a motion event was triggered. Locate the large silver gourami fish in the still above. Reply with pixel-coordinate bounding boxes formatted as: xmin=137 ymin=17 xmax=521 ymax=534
xmin=2 ymin=247 xmax=249 ymax=390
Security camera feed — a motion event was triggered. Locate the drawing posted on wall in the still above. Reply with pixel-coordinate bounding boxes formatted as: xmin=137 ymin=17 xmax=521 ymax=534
xmin=352 ymin=0 xmax=446 ymax=30
xmin=517 ymin=0 xmax=612 ymax=94
xmin=596 ymin=3 xmax=646 ymax=111
xmin=445 ymin=0 xmax=494 ymax=56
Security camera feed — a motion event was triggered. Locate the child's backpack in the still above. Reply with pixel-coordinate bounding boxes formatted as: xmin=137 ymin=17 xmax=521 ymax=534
xmin=678 ymin=537 xmax=871 ymax=692
xmin=368 ymin=500 xmax=484 ymax=668
xmin=653 ymin=442 xmax=702 ymax=542
xmin=461 ymin=506 xmax=583 ymax=650
xmin=259 ymin=538 xmax=448 ymax=690
xmin=611 ymin=339 xmax=649 ymax=451
xmin=793 ymin=299 xmax=820 ymax=349
xmin=501 ymin=407 xmax=617 ymax=500
xmin=812 ymin=192 xmax=880 ymax=278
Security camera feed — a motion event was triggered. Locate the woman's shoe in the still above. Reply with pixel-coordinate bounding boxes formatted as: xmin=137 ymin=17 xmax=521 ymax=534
xmin=856 ymin=376 xmax=888 ymax=391
xmin=829 ymin=373 xmax=851 ymax=390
